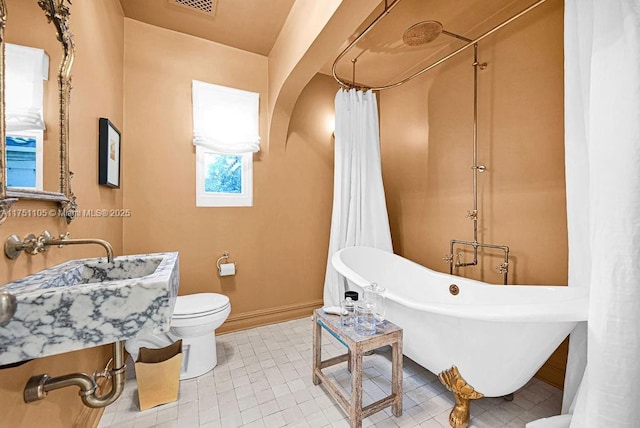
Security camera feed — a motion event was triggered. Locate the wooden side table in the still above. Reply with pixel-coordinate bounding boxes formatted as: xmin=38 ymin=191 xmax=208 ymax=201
xmin=312 ymin=309 xmax=403 ymax=428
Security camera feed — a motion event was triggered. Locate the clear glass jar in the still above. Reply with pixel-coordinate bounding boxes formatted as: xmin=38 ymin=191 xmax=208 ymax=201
xmin=340 ymin=296 xmax=355 ymax=326
xmin=354 ymin=299 xmax=377 ymax=335
xmin=363 ymin=282 xmax=386 ymax=325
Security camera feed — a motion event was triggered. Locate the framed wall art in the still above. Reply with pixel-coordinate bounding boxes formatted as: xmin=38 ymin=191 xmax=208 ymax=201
xmin=98 ymin=117 xmax=121 ymax=188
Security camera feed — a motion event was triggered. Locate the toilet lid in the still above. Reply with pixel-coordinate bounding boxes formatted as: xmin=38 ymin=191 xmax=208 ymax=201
xmin=173 ymin=293 xmax=230 ymax=317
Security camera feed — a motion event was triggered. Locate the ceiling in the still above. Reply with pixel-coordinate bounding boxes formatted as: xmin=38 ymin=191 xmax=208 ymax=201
xmin=120 ymin=0 xmax=556 ymax=85
xmin=119 ymin=0 xmax=295 ymax=56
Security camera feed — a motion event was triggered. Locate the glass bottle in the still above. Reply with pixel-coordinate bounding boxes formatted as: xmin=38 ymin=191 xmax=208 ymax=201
xmin=354 ymin=299 xmax=377 ymax=335
xmin=363 ymin=282 xmax=386 ymax=325
xmin=340 ymin=296 xmax=355 ymax=326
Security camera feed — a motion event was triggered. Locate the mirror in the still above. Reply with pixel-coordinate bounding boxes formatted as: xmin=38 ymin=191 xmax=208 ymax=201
xmin=0 ymin=0 xmax=77 ymax=225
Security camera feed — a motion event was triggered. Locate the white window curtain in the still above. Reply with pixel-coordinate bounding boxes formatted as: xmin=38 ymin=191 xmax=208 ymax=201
xmin=5 ymin=43 xmax=48 ymax=132
xmin=323 ymin=88 xmax=393 ymax=307
xmin=192 ymin=80 xmax=260 ymax=154
xmin=558 ymin=1 xmax=640 ymax=427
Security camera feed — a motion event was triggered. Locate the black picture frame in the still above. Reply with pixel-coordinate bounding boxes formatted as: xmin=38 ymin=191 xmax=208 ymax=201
xmin=98 ymin=118 xmax=121 ymax=188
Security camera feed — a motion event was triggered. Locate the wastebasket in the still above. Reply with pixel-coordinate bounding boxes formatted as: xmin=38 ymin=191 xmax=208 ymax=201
xmin=134 ymin=339 xmax=182 ymax=410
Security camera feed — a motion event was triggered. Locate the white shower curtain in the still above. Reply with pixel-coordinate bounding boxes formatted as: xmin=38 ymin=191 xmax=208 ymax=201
xmin=323 ymin=89 xmax=393 ymax=307
xmin=562 ymin=1 xmax=640 ymax=426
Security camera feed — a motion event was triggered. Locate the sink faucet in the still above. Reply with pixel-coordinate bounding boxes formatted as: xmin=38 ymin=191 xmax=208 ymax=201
xmin=4 ymin=231 xmax=114 ymax=263
xmin=39 ymin=231 xmax=114 ymax=263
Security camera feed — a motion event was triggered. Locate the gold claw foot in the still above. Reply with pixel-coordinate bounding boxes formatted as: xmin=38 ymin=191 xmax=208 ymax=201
xmin=438 ymin=366 xmax=483 ymax=428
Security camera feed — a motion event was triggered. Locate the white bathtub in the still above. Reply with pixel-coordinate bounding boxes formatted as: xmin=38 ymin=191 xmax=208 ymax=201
xmin=332 ymin=246 xmax=588 ymax=397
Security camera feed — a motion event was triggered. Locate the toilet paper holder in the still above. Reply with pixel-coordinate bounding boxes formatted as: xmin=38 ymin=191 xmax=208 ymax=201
xmin=216 ymin=252 xmax=236 ymax=276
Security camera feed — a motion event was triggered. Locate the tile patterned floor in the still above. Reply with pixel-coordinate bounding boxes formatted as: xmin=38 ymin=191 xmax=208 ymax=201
xmin=98 ymin=317 xmax=562 ymax=428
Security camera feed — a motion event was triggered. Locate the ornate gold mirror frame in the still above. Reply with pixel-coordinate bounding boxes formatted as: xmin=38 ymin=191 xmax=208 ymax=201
xmin=0 ymin=0 xmax=77 ymax=225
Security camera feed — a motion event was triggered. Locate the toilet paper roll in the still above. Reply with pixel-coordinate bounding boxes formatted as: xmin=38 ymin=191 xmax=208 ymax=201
xmin=218 ymin=262 xmax=236 ymax=276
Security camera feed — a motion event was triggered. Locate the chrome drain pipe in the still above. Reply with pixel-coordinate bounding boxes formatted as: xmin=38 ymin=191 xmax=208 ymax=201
xmin=24 ymin=341 xmax=126 ymax=408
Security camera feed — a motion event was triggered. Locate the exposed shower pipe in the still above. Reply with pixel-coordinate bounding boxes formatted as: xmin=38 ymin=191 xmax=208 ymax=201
xmin=468 ymin=43 xmax=486 ymax=267
xmin=401 ymin=29 xmax=490 ymax=265
xmin=449 ymin=239 xmax=510 ymax=284
xmin=443 ymin=41 xmax=511 ymax=285
xmin=332 ymin=0 xmax=548 ymax=92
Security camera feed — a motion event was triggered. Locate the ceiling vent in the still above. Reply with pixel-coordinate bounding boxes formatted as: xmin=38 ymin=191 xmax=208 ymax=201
xmin=169 ymin=0 xmax=217 ymax=16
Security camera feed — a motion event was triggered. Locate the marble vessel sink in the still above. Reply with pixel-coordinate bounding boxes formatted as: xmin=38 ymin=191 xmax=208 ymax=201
xmin=0 ymin=252 xmax=179 ymax=365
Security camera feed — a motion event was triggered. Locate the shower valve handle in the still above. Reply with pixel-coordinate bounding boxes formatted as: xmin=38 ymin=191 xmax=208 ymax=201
xmin=496 ymin=262 xmax=509 ymax=274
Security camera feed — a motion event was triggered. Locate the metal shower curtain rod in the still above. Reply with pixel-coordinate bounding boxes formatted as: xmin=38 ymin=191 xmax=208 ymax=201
xmin=332 ymin=0 xmax=548 ymax=91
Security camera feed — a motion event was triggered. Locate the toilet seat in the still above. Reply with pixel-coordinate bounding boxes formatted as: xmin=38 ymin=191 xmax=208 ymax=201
xmin=172 ymin=293 xmax=230 ymax=319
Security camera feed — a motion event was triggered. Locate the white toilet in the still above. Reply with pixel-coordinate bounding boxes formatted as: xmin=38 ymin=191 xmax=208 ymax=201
xmin=125 ymin=293 xmax=231 ymax=380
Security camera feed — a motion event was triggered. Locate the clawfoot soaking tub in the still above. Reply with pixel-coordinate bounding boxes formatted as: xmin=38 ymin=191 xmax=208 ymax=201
xmin=331 ymin=246 xmax=588 ymax=400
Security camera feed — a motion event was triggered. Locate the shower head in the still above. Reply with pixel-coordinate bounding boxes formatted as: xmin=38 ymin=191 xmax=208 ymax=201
xmin=402 ymin=21 xmax=443 ymax=46
xmin=402 ymin=20 xmax=473 ymax=46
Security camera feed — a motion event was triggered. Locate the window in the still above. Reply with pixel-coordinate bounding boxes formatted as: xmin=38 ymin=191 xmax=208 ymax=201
xmin=192 ymin=80 xmax=260 ymax=207
xmin=5 ymin=43 xmax=48 ymax=190
xmin=195 ymin=147 xmax=253 ymax=207
xmin=6 ymin=130 xmax=43 ymax=189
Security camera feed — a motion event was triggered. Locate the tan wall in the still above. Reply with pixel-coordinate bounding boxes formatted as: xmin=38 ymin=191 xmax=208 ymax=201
xmin=0 ymin=0 xmax=124 ymax=426
xmin=123 ymin=19 xmax=337 ymax=332
xmin=379 ymin=0 xmax=567 ymax=385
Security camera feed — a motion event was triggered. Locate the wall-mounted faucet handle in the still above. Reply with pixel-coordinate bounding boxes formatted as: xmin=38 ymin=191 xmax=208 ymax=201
xmin=36 ymin=231 xmax=54 ymax=253
xmin=38 ymin=231 xmax=53 ymax=241
xmin=24 ymin=234 xmax=46 ymax=255
xmin=496 ymin=262 xmax=509 ymax=274
xmin=57 ymin=232 xmax=70 ymax=247
xmin=36 ymin=231 xmax=67 ymax=249
xmin=455 ymin=252 xmax=464 ymax=267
